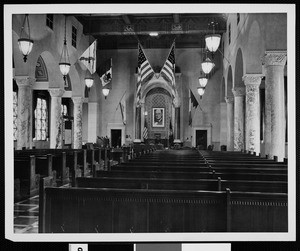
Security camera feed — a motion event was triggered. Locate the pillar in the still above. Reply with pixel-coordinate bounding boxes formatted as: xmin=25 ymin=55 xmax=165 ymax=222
xmin=72 ymin=97 xmax=83 ymax=149
xmin=243 ymin=74 xmax=262 ymax=155
xmin=87 ymin=102 xmax=98 ymax=143
xmin=232 ymin=87 xmax=245 ymax=151
xmin=225 ymin=96 xmax=234 ymax=151
xmin=15 ymin=76 xmax=34 ymax=150
xmin=134 ymin=105 xmax=141 ymax=142
xmin=174 ymin=107 xmax=181 ymax=142
xmin=263 ymin=51 xmax=287 ymax=161
xmin=172 ymin=94 xmax=181 ymax=143
xmin=49 ymin=88 xmax=64 ymax=149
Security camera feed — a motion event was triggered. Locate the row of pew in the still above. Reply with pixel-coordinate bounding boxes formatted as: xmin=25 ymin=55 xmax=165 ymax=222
xmin=14 ymin=144 xmax=156 ymax=202
xmin=39 ymin=147 xmax=288 ymax=233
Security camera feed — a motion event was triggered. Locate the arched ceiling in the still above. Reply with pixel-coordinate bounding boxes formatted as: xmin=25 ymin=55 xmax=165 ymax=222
xmin=74 ymin=13 xmax=227 ymax=49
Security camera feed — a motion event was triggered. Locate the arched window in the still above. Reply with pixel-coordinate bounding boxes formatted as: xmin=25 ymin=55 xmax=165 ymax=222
xmin=13 ymin=80 xmax=18 ymax=141
xmin=61 ymin=104 xmax=68 ymax=117
xmin=33 ymin=91 xmax=49 ymax=141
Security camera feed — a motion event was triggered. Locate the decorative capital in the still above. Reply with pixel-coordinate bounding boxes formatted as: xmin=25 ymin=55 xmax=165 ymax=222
xmin=49 ymin=88 xmax=65 ymax=97
xmin=15 ymin=76 xmax=35 ymax=88
xmin=243 ymin=74 xmax=263 ymax=86
xmin=262 ymin=50 xmax=287 ymax=66
xmin=232 ymin=87 xmax=245 ymax=97
xmin=173 ymin=93 xmax=181 ymax=108
xmin=72 ymin=97 xmax=84 ymax=105
xmin=225 ymin=96 xmax=234 ymax=104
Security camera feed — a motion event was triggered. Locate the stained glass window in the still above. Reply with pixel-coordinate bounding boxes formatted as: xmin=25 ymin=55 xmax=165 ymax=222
xmin=34 ymin=97 xmax=48 ymax=140
xmin=13 ymin=92 xmax=18 ymax=140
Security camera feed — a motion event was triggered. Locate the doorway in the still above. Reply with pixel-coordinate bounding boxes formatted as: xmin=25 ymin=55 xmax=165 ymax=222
xmin=111 ymin=129 xmax=122 ymax=148
xmin=196 ymin=130 xmax=207 ymax=150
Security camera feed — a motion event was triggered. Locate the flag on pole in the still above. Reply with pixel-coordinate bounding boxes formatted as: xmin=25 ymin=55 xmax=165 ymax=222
xmin=143 ymin=119 xmax=148 ymax=140
xmin=189 ymin=90 xmax=199 ymax=126
xmin=138 ymin=43 xmax=155 ymax=84
xmin=79 ymin=40 xmax=97 ymax=74
xmin=97 ymin=58 xmax=112 ymax=87
xmin=119 ymin=94 xmax=126 ymax=125
xmin=160 ymin=41 xmax=175 ymax=85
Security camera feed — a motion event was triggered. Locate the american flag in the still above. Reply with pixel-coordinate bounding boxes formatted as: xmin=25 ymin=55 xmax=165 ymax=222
xmin=138 ymin=43 xmax=154 ymax=84
xmin=160 ymin=42 xmax=175 ymax=85
xmin=143 ymin=119 xmax=148 ymax=140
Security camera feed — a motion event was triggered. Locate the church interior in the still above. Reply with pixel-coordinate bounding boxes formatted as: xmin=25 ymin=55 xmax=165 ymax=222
xmin=7 ymin=5 xmax=295 ymax=241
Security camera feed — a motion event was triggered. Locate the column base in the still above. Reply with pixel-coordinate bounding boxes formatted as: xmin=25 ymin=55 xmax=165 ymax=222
xmin=133 ymin=139 xmax=142 ymax=143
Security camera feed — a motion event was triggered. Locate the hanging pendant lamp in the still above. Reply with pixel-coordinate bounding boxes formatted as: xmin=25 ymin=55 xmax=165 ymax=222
xmin=18 ymin=14 xmax=34 ymax=62
xmin=205 ymin=21 xmax=221 ymax=53
xmin=59 ymin=15 xmax=71 ymax=83
xmin=85 ymin=15 xmax=94 ymax=88
xmin=201 ymin=57 xmax=215 ymax=74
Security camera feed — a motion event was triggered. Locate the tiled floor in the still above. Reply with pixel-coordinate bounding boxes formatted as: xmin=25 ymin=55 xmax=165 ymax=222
xmin=14 ymin=184 xmax=71 ymax=233
xmin=14 ymin=195 xmax=39 ymax=233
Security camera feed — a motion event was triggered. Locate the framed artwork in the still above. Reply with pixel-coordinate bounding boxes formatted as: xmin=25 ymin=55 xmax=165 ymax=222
xmin=152 ymin=108 xmax=165 ymax=127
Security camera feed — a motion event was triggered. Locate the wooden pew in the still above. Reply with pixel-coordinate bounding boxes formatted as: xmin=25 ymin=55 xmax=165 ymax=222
xmin=113 ymin=164 xmax=287 ymax=175
xmin=76 ymin=176 xmax=287 ymax=193
xmin=43 ymin=187 xmax=228 ymax=233
xmin=42 ymin=186 xmax=287 ymax=233
xmin=14 ymin=155 xmax=39 ymax=199
xmin=96 ymin=169 xmax=287 ymax=182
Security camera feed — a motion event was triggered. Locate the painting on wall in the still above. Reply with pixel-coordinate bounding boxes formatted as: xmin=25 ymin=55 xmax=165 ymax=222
xmin=152 ymin=108 xmax=164 ymax=127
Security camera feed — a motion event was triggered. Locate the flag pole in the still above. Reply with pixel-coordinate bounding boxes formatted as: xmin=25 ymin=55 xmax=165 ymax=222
xmin=116 ymin=90 xmax=126 ymax=111
xmin=158 ymin=39 xmax=176 ymax=79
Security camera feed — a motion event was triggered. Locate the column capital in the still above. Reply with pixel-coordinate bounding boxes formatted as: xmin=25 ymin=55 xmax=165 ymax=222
xmin=72 ymin=97 xmax=84 ymax=104
xmin=225 ymin=96 xmax=234 ymax=104
xmin=15 ymin=76 xmax=35 ymax=88
xmin=49 ymin=88 xmax=65 ymax=97
xmin=82 ymin=98 xmax=89 ymax=103
xmin=262 ymin=50 xmax=287 ymax=66
xmin=232 ymin=87 xmax=245 ymax=97
xmin=173 ymin=95 xmax=181 ymax=108
xmin=243 ymin=74 xmax=263 ymax=86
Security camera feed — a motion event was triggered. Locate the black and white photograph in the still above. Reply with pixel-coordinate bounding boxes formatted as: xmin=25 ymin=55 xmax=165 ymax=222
xmin=4 ymin=3 xmax=296 ymax=246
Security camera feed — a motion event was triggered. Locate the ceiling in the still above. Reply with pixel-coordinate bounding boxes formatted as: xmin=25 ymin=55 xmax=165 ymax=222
xmin=74 ymin=13 xmax=227 ymax=49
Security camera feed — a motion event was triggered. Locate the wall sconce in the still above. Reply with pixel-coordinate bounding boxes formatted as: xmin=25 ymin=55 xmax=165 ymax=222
xmin=59 ymin=15 xmax=71 ymax=84
xmin=18 ymin=14 xmax=34 ymax=62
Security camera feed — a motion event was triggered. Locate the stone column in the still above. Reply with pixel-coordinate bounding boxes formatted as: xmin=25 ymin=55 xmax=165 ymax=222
xmin=263 ymin=51 xmax=287 ymax=161
xmin=49 ymin=88 xmax=64 ymax=149
xmin=243 ymin=74 xmax=262 ymax=155
xmin=232 ymin=87 xmax=245 ymax=151
xmin=174 ymin=107 xmax=181 ymax=142
xmin=225 ymin=96 xmax=234 ymax=151
xmin=15 ymin=76 xmax=34 ymax=150
xmin=134 ymin=106 xmax=141 ymax=142
xmin=72 ymin=97 xmax=83 ymax=149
